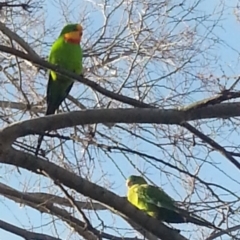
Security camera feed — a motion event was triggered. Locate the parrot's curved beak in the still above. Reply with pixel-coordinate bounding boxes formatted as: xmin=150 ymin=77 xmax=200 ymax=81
xmin=126 ymin=179 xmax=131 ymax=187
xmin=76 ymin=24 xmax=82 ymax=32
xmin=76 ymin=24 xmax=83 ymax=38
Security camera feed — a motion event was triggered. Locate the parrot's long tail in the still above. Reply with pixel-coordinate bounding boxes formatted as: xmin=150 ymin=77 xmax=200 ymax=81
xmin=160 ymin=207 xmax=216 ymax=228
xmin=157 ymin=208 xmax=186 ymax=223
xmin=160 ymin=207 xmax=224 ymax=232
xmin=35 ymin=134 xmax=44 ymax=156
xmin=46 ymin=105 xmax=56 ymax=115
xmin=35 ymin=108 xmax=54 ymax=156
xmin=185 ymin=215 xmax=215 ymax=228
xmin=178 ymin=208 xmax=218 ymax=229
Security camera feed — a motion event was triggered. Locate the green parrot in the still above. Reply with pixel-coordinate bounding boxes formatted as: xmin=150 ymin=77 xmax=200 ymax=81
xmin=126 ymin=175 xmax=216 ymax=228
xmin=35 ymin=23 xmax=83 ymax=156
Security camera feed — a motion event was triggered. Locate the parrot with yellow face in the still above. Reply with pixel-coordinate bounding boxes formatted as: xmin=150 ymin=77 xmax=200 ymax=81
xmin=126 ymin=175 xmax=217 ymax=228
xmin=35 ymin=23 xmax=83 ymax=156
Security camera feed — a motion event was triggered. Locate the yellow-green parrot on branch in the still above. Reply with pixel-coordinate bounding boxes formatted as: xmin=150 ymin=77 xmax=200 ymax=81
xmin=126 ymin=175 xmax=216 ymax=228
xmin=35 ymin=23 xmax=83 ymax=156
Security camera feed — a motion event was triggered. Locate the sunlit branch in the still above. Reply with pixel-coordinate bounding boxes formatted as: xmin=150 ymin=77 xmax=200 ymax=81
xmin=0 ymin=147 xmax=188 ymax=240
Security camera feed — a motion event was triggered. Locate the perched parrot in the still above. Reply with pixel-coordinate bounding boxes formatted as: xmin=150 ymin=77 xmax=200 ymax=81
xmin=126 ymin=175 xmax=216 ymax=228
xmin=35 ymin=23 xmax=83 ymax=156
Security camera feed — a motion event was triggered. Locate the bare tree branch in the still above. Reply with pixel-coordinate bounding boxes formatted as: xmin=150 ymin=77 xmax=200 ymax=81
xmin=0 ymin=103 xmax=239 ymax=144
xmin=0 ymin=183 xmax=157 ymax=240
xmin=181 ymin=122 xmax=240 ymax=170
xmin=206 ymin=224 xmax=240 ymax=240
xmin=0 ymin=22 xmax=39 ymax=57
xmin=0 ymin=182 xmax=105 ymax=210
xmin=0 ymin=147 xmax=188 ymax=240
xmin=0 ymin=219 xmax=62 ymax=240
xmin=0 ymin=180 xmax=137 ymax=240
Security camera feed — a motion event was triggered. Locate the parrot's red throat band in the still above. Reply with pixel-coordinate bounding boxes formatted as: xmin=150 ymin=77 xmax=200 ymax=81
xmin=64 ymin=31 xmax=82 ymax=44
xmin=64 ymin=37 xmax=80 ymax=44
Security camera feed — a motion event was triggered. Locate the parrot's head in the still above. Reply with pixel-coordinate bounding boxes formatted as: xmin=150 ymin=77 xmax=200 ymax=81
xmin=126 ymin=175 xmax=147 ymax=188
xmin=60 ymin=23 xmax=83 ymax=44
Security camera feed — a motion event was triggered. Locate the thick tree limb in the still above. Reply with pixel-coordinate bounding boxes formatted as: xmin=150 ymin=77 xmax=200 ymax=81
xmin=0 ymin=183 xmax=157 ymax=240
xmin=0 ymin=182 xmax=135 ymax=240
xmin=0 ymin=103 xmax=239 ymax=144
xmin=0 ymin=147 xmax=188 ymax=240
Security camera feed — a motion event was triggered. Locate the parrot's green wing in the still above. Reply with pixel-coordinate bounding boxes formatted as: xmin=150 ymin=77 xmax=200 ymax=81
xmin=46 ymin=71 xmax=74 ymax=115
xmin=135 ymin=184 xmax=214 ymax=226
xmin=136 ymin=184 xmax=176 ymax=210
xmin=128 ymin=183 xmax=185 ymax=222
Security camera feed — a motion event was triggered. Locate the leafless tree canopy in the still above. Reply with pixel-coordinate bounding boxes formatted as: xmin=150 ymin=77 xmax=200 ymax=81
xmin=0 ymin=0 xmax=240 ymax=239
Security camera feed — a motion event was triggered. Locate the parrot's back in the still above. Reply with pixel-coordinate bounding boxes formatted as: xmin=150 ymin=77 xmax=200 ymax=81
xmin=127 ymin=184 xmax=185 ymax=222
